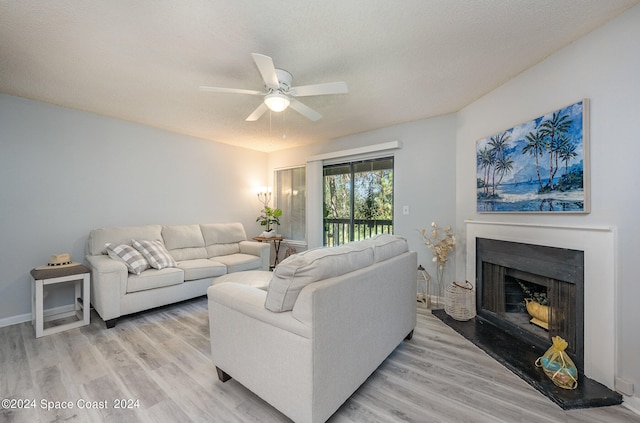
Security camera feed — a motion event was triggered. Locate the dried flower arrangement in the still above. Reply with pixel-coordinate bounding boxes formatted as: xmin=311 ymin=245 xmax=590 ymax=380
xmin=517 ymin=279 xmax=549 ymax=306
xmin=418 ymin=222 xmax=456 ymax=269
xmin=418 ymin=222 xmax=456 ymax=303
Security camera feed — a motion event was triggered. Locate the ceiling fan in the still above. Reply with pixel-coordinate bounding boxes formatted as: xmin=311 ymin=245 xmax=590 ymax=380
xmin=199 ymin=53 xmax=348 ymax=122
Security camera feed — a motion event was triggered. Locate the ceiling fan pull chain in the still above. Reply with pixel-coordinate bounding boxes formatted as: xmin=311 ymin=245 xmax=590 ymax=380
xmin=282 ymin=111 xmax=286 ymax=140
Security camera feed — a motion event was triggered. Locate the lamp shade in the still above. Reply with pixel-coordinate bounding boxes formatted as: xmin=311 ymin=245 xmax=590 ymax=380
xmin=264 ymin=92 xmax=290 ymax=112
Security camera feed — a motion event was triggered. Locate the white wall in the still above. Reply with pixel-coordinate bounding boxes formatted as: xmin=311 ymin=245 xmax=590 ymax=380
xmin=455 ymin=5 xmax=640 ymax=403
xmin=269 ymin=114 xmax=458 ymax=287
xmin=0 ymin=94 xmax=267 ymax=324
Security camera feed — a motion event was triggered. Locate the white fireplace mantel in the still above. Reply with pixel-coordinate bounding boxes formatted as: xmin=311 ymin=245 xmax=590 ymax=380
xmin=465 ymin=220 xmax=616 ymax=389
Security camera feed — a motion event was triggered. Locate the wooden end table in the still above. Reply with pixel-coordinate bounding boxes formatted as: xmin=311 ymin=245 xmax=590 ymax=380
xmin=252 ymin=236 xmax=284 ymax=267
xmin=30 ymin=264 xmax=90 ymax=338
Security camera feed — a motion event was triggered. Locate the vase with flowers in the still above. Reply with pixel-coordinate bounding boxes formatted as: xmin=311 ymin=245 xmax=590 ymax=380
xmin=418 ymin=222 xmax=456 ymax=309
xmin=518 ymin=279 xmax=550 ymax=330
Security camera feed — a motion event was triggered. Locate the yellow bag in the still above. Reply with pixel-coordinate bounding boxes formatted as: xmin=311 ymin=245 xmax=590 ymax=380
xmin=535 ymin=336 xmax=578 ymax=389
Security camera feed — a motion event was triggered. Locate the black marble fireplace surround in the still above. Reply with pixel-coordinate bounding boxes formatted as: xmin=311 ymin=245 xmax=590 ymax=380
xmin=433 ymin=238 xmax=622 ymax=409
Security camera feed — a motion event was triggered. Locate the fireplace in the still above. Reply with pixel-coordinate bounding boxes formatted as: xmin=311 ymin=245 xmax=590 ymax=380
xmin=430 ymin=220 xmax=622 ymax=408
xmin=476 ymin=238 xmax=584 ymax=371
xmin=464 ymin=220 xmax=616 ymax=389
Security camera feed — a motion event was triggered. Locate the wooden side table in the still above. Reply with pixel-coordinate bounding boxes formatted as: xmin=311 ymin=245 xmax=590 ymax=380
xmin=252 ymin=236 xmax=284 ymax=267
xmin=30 ymin=265 xmax=90 ymax=338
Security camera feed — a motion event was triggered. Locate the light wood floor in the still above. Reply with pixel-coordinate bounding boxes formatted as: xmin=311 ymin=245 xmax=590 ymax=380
xmin=1 ymin=298 xmax=639 ymax=423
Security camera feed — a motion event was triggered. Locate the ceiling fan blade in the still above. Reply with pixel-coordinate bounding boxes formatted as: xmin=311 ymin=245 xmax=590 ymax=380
xmin=246 ymin=103 xmax=268 ymax=121
xmin=199 ymin=86 xmax=263 ymax=96
xmin=289 ymin=98 xmax=323 ymax=121
xmin=290 ymin=81 xmax=348 ymax=97
xmin=251 ymin=53 xmax=279 ymax=90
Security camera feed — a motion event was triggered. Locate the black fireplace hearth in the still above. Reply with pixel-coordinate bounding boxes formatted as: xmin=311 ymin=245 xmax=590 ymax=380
xmin=432 ymin=309 xmax=622 ymax=409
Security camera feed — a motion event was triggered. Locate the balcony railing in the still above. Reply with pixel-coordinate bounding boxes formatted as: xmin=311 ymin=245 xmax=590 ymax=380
xmin=323 ymin=218 xmax=393 ymax=247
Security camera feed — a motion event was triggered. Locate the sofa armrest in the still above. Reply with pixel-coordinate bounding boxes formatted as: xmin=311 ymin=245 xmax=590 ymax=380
xmin=239 ymin=240 xmax=270 ymax=270
xmin=208 ymin=282 xmax=314 ymax=422
xmin=85 ymin=254 xmax=126 ymax=321
xmin=208 ymin=283 xmax=311 ymax=338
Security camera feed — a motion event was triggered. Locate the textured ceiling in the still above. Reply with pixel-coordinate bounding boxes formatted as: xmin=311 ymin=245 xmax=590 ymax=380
xmin=1 ymin=1 xmax=637 ymax=152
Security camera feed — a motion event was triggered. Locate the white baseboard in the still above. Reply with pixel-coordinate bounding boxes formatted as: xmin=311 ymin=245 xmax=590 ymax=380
xmin=623 ymin=395 xmax=640 ymax=416
xmin=0 ymin=304 xmax=77 ymax=329
xmin=0 ymin=312 xmax=31 ymax=328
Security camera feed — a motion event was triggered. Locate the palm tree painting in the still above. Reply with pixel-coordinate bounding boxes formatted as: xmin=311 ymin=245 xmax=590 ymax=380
xmin=477 ymin=100 xmax=589 ymax=213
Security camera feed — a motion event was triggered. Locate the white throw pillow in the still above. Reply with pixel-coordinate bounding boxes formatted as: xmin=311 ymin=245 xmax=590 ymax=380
xmin=360 ymin=234 xmax=408 ymax=263
xmin=106 ymin=243 xmax=150 ymax=275
xmin=132 ymin=239 xmax=177 ymax=270
xmin=265 ymin=244 xmax=374 ymax=312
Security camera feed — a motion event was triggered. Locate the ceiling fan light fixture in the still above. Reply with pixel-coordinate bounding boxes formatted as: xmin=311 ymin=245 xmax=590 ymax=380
xmin=264 ymin=92 xmax=290 ymax=112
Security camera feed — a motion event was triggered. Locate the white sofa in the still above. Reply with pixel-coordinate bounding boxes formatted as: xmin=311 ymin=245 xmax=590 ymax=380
xmin=208 ymin=234 xmax=417 ymax=423
xmin=86 ymin=222 xmax=269 ymax=327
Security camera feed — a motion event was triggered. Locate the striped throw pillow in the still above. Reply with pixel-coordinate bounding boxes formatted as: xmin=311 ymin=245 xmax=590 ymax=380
xmin=132 ymin=239 xmax=177 ymax=270
xmin=106 ymin=243 xmax=150 ymax=275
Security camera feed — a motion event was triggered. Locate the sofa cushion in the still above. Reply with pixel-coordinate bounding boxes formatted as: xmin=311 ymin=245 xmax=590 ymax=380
xmin=88 ymin=225 xmax=162 ymax=256
xmin=132 ymin=239 xmax=177 ymax=269
xmin=201 ymin=223 xmax=247 ymax=257
xmin=200 ymin=222 xmax=247 ymax=244
xmin=206 ymin=243 xmax=241 ymax=258
xmin=106 ymin=243 xmax=150 ymax=275
xmin=212 ymin=270 xmax=273 ymax=290
xmin=177 ymin=259 xmax=227 ymax=281
xmin=162 ymin=225 xmax=207 ymax=261
xmin=126 ymin=267 xmax=184 ymax=293
xmin=264 ymin=243 xmax=375 ymax=312
xmin=359 ymin=234 xmax=409 ymax=263
xmin=212 ymin=253 xmax=262 ymax=273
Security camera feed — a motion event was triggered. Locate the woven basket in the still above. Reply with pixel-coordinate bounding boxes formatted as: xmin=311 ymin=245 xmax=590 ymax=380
xmin=444 ymin=281 xmax=476 ymax=321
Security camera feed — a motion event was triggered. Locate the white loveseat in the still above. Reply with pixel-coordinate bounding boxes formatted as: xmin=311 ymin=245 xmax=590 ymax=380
xmin=86 ymin=222 xmax=269 ymax=327
xmin=208 ymin=234 xmax=417 ymax=423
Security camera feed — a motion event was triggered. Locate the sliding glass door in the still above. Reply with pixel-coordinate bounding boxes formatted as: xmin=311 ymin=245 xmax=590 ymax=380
xmin=323 ymin=157 xmax=393 ymax=246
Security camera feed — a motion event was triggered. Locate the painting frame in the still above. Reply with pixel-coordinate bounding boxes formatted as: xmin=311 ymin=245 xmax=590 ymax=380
xmin=476 ymin=99 xmax=590 ymax=214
